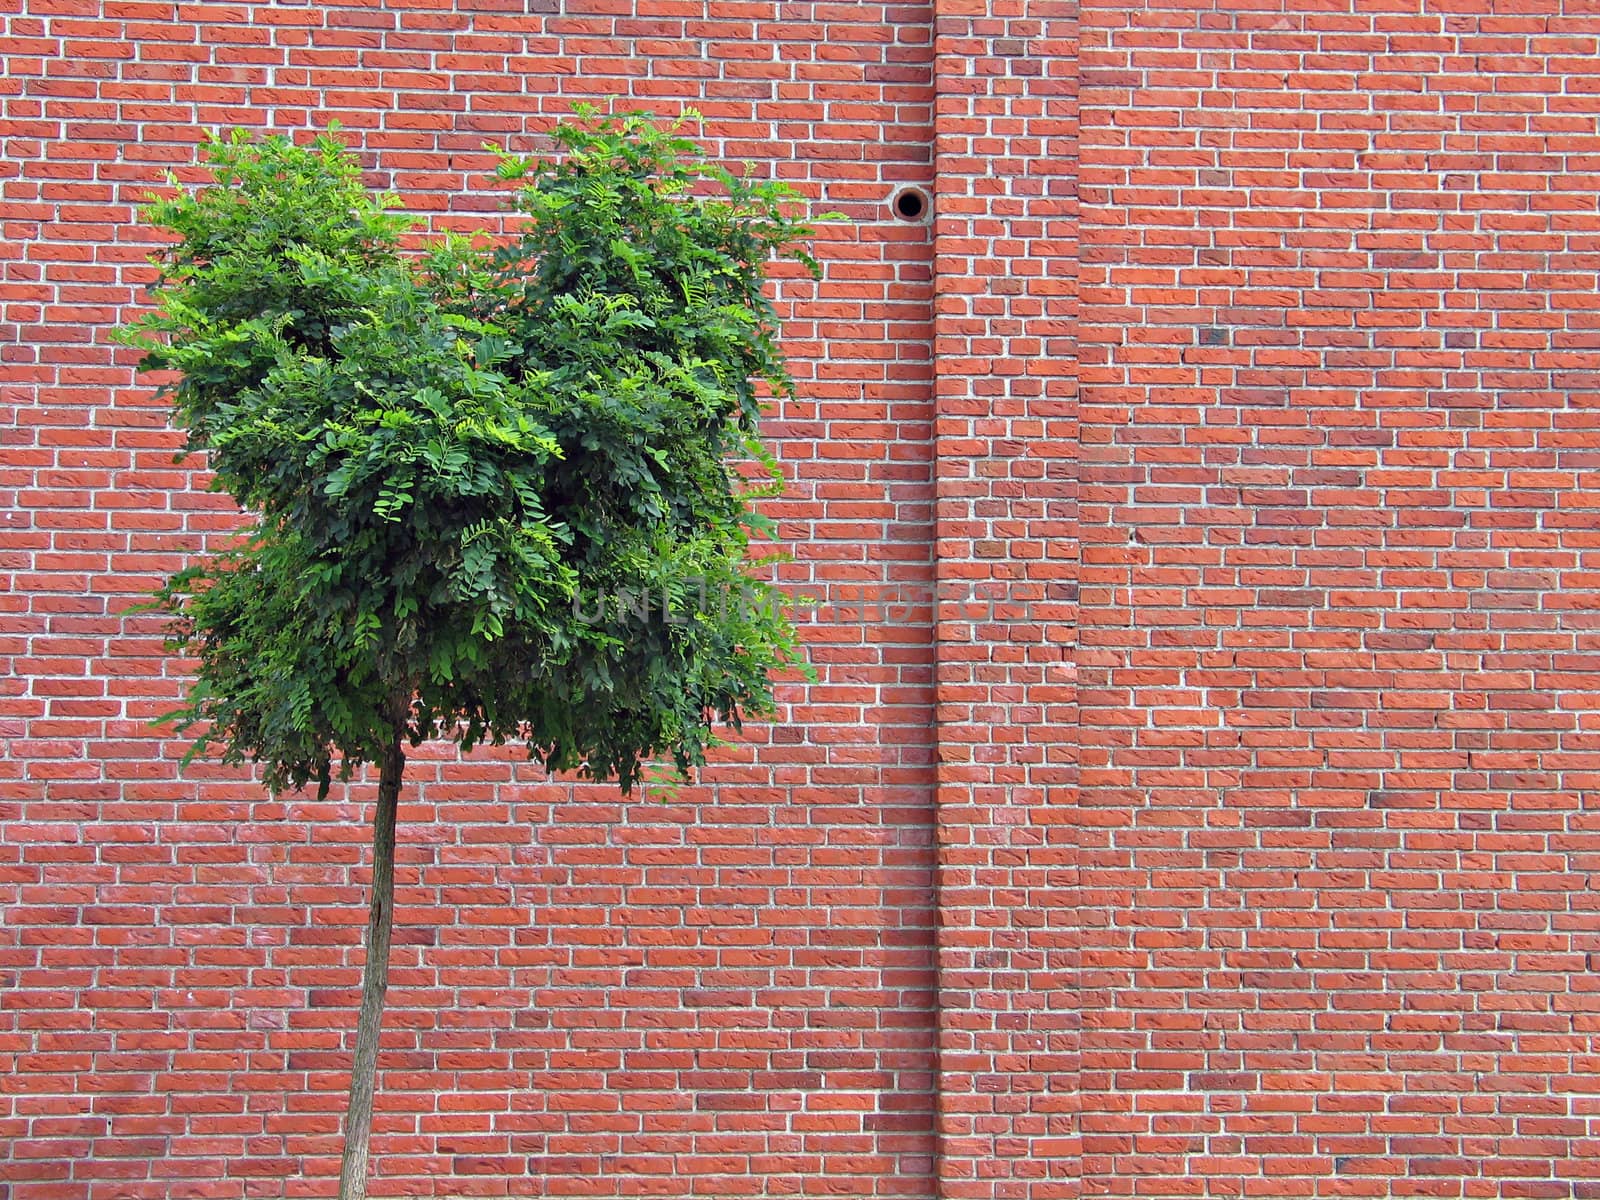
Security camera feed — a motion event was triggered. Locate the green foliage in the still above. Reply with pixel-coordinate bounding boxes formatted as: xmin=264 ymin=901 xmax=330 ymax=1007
xmin=120 ymin=111 xmax=816 ymax=795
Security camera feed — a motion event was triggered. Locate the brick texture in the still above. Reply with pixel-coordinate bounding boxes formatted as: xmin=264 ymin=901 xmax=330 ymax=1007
xmin=930 ymin=1 xmax=1078 ymax=1198
xmin=1078 ymin=2 xmax=1600 ymax=1196
xmin=2 ymin=2 xmax=943 ymax=1196
xmin=6 ymin=0 xmax=1600 ymax=1198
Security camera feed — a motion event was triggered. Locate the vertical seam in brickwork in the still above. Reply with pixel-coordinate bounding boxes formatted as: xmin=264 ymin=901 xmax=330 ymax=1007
xmin=930 ymin=12 xmax=965 ymax=1184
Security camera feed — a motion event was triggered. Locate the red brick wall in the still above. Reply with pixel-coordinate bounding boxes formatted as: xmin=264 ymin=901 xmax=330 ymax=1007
xmin=6 ymin=1 xmax=1600 ymax=1198
xmin=1078 ymin=1 xmax=1600 ymax=1195
xmin=930 ymin=2 xmax=1078 ymax=1198
xmin=2 ymin=2 xmax=951 ymax=1196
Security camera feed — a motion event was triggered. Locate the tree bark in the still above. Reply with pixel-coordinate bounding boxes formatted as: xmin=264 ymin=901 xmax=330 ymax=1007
xmin=338 ymin=731 xmax=406 ymax=1200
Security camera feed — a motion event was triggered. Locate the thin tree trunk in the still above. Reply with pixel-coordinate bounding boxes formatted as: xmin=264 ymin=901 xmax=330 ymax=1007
xmin=338 ymin=731 xmax=406 ymax=1200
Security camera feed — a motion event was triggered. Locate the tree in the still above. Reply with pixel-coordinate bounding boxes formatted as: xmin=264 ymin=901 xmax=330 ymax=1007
xmin=118 ymin=109 xmax=815 ymax=1199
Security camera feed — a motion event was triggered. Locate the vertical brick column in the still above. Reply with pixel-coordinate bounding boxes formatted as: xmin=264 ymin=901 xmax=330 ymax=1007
xmin=930 ymin=2 xmax=1080 ymax=1197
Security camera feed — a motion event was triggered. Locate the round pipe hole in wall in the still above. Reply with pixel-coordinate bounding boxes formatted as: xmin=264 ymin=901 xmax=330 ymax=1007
xmin=891 ymin=186 xmax=932 ymax=223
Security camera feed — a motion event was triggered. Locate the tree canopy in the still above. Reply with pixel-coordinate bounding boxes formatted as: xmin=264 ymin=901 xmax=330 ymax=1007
xmin=121 ymin=109 xmax=814 ymax=798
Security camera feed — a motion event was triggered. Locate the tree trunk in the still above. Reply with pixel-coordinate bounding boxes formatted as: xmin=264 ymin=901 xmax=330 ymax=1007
xmin=338 ymin=732 xmax=406 ymax=1200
